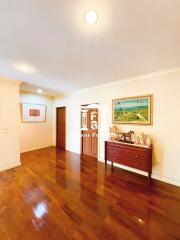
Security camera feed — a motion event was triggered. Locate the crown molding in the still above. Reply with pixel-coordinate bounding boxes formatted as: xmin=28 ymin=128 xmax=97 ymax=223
xmin=60 ymin=67 xmax=180 ymax=97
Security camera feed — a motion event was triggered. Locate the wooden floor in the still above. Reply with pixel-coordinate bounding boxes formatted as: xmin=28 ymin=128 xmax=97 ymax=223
xmin=0 ymin=147 xmax=180 ymax=240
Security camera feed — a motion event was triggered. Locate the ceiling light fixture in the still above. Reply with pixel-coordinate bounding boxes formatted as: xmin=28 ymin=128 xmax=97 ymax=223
xmin=37 ymin=89 xmax=43 ymax=94
xmin=84 ymin=10 xmax=98 ymax=25
xmin=14 ymin=63 xmax=35 ymax=73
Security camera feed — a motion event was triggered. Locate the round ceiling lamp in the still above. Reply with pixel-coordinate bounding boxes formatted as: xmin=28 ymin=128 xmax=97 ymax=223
xmin=84 ymin=10 xmax=98 ymax=25
xmin=37 ymin=89 xmax=43 ymax=94
xmin=14 ymin=63 xmax=35 ymax=74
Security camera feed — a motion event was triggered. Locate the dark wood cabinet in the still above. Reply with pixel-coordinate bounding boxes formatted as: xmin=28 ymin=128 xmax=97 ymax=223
xmin=105 ymin=141 xmax=152 ymax=181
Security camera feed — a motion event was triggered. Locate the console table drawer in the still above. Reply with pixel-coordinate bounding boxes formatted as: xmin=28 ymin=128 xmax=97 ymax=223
xmin=107 ymin=145 xmax=118 ymax=160
xmin=123 ymin=150 xmax=148 ymax=170
xmin=120 ymin=154 xmax=148 ymax=171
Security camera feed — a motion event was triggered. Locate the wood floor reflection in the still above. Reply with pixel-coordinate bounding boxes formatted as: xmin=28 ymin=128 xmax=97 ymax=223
xmin=0 ymin=147 xmax=180 ymax=240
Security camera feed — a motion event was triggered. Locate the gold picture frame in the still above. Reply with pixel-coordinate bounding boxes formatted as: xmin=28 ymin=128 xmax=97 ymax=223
xmin=112 ymin=95 xmax=153 ymax=125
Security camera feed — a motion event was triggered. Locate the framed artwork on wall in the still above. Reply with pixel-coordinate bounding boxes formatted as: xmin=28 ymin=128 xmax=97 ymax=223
xmin=112 ymin=95 xmax=153 ymax=125
xmin=21 ymin=103 xmax=47 ymax=123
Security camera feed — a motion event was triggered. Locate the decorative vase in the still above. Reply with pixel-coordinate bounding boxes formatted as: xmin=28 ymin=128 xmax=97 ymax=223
xmin=146 ymin=136 xmax=152 ymax=146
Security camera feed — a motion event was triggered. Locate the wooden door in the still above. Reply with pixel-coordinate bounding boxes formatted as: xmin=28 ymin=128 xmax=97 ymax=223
xmin=56 ymin=107 xmax=66 ymax=149
xmin=81 ymin=108 xmax=98 ymax=158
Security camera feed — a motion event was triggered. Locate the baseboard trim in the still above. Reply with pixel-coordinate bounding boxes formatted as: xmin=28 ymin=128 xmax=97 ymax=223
xmin=99 ymin=159 xmax=180 ymax=187
xmin=0 ymin=162 xmax=21 ymax=172
xmin=21 ymin=145 xmax=53 ymax=153
xmin=151 ymin=174 xmax=180 ymax=187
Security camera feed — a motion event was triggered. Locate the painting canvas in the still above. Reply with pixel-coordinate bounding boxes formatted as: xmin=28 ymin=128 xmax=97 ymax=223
xmin=112 ymin=95 xmax=152 ymax=125
xmin=21 ymin=103 xmax=47 ymax=122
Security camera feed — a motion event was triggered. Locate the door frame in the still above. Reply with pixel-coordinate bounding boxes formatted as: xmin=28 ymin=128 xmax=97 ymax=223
xmin=56 ymin=107 xmax=66 ymax=149
xmin=80 ymin=103 xmax=99 ymax=159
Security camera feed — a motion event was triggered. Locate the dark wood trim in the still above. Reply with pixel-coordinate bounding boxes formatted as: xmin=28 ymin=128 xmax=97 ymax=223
xmin=56 ymin=107 xmax=66 ymax=149
xmin=80 ymin=103 xmax=99 ymax=158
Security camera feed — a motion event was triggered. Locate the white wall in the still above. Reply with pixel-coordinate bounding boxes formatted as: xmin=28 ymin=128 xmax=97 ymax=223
xmin=0 ymin=78 xmax=21 ymax=171
xmin=54 ymin=69 xmax=180 ymax=186
xmin=20 ymin=91 xmax=53 ymax=153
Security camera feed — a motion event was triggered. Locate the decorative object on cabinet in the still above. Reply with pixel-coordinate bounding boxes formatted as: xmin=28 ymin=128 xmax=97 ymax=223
xmin=20 ymin=103 xmax=47 ymax=123
xmin=109 ymin=125 xmax=152 ymax=147
xmin=105 ymin=141 xmax=152 ymax=182
xmin=109 ymin=125 xmax=121 ymax=141
xmin=112 ymin=95 xmax=153 ymax=125
xmin=118 ymin=131 xmax=134 ymax=143
xmin=131 ymin=133 xmax=152 ymax=147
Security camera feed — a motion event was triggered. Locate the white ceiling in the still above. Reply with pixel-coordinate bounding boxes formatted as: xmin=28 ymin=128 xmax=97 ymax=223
xmin=0 ymin=0 xmax=180 ymax=94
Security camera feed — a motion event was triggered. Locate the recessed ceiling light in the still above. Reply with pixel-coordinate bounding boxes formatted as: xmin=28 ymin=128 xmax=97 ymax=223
xmin=37 ymin=89 xmax=43 ymax=94
xmin=84 ymin=10 xmax=98 ymax=25
xmin=14 ymin=63 xmax=35 ymax=73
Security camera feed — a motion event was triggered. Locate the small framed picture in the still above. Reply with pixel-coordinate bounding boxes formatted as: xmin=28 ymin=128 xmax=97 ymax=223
xmin=20 ymin=103 xmax=47 ymax=123
xmin=112 ymin=95 xmax=153 ymax=125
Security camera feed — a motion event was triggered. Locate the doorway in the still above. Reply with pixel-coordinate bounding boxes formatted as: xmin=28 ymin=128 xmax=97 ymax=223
xmin=81 ymin=104 xmax=98 ymax=159
xmin=56 ymin=107 xmax=66 ymax=149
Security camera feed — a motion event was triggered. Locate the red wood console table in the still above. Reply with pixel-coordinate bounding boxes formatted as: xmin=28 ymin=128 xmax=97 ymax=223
xmin=105 ymin=141 xmax=152 ymax=181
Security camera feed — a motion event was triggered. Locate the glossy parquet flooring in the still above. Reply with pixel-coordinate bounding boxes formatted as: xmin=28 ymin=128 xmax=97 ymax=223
xmin=0 ymin=147 xmax=180 ymax=240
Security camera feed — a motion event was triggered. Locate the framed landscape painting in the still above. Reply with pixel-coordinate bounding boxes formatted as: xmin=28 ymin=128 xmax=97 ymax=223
xmin=21 ymin=103 xmax=47 ymax=123
xmin=112 ymin=95 xmax=153 ymax=125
